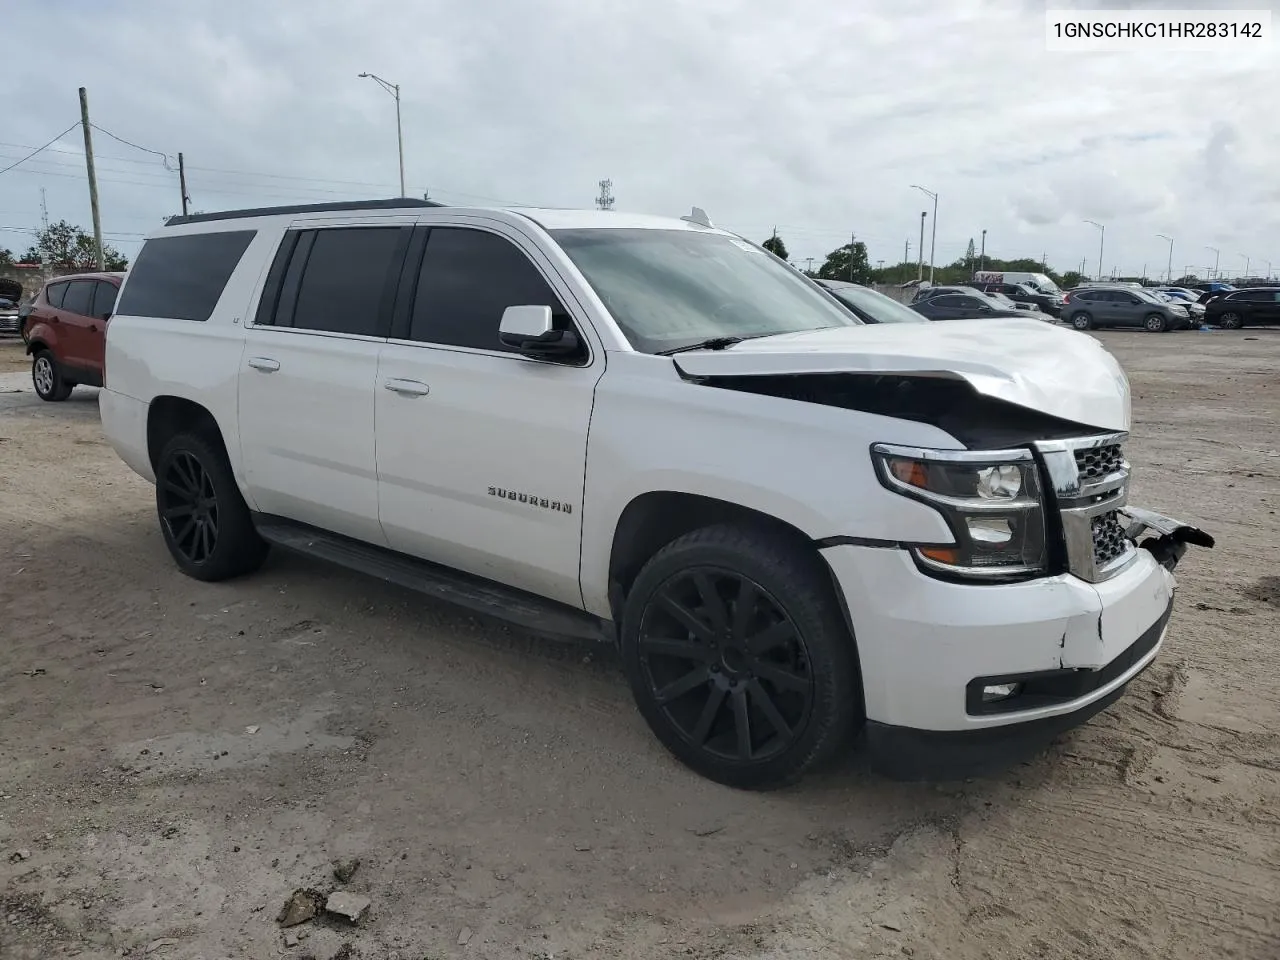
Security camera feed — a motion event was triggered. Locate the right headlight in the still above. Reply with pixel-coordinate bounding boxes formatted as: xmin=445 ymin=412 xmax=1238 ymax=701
xmin=871 ymin=443 xmax=1048 ymax=581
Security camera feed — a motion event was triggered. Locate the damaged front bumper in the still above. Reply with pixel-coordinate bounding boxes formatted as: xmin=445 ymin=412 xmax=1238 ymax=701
xmin=825 ymin=506 xmax=1214 ymax=782
xmin=1120 ymin=505 xmax=1216 ymax=572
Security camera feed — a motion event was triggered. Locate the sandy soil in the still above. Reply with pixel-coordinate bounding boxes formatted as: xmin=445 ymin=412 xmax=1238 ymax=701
xmin=1 ymin=332 xmax=1278 ymax=960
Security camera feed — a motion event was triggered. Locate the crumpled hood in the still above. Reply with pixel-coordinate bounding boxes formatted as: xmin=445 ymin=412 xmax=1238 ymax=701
xmin=672 ymin=319 xmax=1131 ymax=432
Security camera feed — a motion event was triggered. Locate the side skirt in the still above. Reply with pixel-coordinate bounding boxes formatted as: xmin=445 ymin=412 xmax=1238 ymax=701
xmin=251 ymin=513 xmax=615 ymax=644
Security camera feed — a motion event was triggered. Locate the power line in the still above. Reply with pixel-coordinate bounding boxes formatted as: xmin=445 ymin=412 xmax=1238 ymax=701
xmin=88 ymin=122 xmax=174 ymax=170
xmin=0 ymin=122 xmax=81 ymax=177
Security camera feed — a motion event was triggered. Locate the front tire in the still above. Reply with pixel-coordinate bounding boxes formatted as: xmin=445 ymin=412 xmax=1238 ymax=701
xmin=620 ymin=524 xmax=862 ymax=790
xmin=32 ymin=350 xmax=72 ymax=401
xmin=1218 ymin=312 xmax=1243 ymax=330
xmin=1144 ymin=313 xmax=1167 ymax=333
xmin=1070 ymin=312 xmax=1093 ymax=331
xmin=155 ymin=431 xmax=268 ymax=581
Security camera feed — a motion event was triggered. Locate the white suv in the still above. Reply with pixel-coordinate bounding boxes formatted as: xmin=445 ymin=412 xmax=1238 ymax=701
xmin=99 ymin=198 xmax=1212 ymax=789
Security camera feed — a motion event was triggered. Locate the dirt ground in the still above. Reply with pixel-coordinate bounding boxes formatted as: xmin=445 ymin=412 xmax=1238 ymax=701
xmin=1 ymin=331 xmax=1277 ymax=960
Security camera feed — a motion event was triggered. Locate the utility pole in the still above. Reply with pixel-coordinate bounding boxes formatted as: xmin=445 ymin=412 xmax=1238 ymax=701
xmin=1041 ymin=252 xmax=1047 ymax=272
xmin=595 ymin=178 xmax=615 ymax=210
xmin=1241 ymin=254 xmax=1250 ymax=278
xmin=39 ymin=187 xmax=49 ymax=231
xmin=1157 ymin=234 xmax=1173 ymax=282
xmin=1206 ymin=246 xmax=1220 ymax=279
xmin=980 ymin=228 xmax=986 ymax=271
xmin=904 ymin=240 xmax=910 ymax=268
xmin=805 ymin=257 xmax=814 ymax=274
xmin=848 ymin=231 xmax=856 ymax=282
xmin=1079 ymin=257 xmax=1086 ymax=277
xmin=178 ymin=152 xmax=190 ymax=216
xmin=917 ymin=211 xmax=926 ymax=281
xmin=1183 ymin=264 xmax=1194 ymax=280
xmin=78 ymin=86 xmax=104 ymax=271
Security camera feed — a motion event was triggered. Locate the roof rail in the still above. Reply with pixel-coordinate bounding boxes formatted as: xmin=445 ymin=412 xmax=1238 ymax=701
xmin=164 ymin=197 xmax=446 ymax=227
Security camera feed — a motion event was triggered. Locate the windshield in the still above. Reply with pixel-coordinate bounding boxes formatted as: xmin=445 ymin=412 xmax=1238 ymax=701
xmin=826 ymin=284 xmax=927 ymax=323
xmin=1134 ymin=289 xmax=1166 ymax=304
xmin=550 ymin=228 xmax=859 ymax=353
xmin=1025 ymin=275 xmax=1061 ymax=295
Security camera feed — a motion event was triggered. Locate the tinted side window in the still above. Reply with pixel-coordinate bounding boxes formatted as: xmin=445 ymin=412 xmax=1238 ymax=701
xmin=45 ymin=282 xmax=67 ymax=308
xmin=409 ymin=227 xmax=568 ymax=352
xmin=116 ymin=230 xmax=256 ymax=322
xmin=931 ymin=295 xmax=964 ymax=308
xmin=92 ymin=281 xmax=118 ymax=318
xmin=61 ymin=280 xmax=95 ymax=317
xmin=288 ymin=227 xmax=403 ymax=336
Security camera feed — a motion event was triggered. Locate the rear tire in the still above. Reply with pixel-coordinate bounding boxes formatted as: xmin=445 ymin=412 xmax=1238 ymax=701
xmin=1218 ymin=312 xmax=1243 ymax=330
xmin=1144 ymin=313 xmax=1167 ymax=333
xmin=620 ymin=523 xmax=862 ymax=790
xmin=32 ymin=350 xmax=72 ymax=401
xmin=155 ymin=431 xmax=269 ymax=582
xmin=1070 ymin=312 xmax=1093 ymax=331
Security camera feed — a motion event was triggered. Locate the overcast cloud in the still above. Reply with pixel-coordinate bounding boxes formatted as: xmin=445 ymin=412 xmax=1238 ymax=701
xmin=3 ymin=0 xmax=1277 ymax=278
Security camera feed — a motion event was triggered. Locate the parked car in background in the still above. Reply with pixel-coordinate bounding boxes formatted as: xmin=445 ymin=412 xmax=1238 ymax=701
xmin=1061 ymin=285 xmax=1192 ymax=332
xmin=813 ymin=279 xmax=928 ymax=323
xmin=972 ymin=281 xmax=1062 ymax=317
xmin=984 ymin=290 xmax=1041 ymax=314
xmin=20 ymin=271 xmax=124 ymax=400
xmin=1152 ymin=290 xmax=1206 ymax=324
xmin=0 ymin=297 xmax=19 ymax=337
xmin=911 ymin=291 xmax=1031 ymax=321
xmin=1202 ymin=288 xmax=1280 ymax=329
xmin=971 ymin=270 xmax=1063 ymax=297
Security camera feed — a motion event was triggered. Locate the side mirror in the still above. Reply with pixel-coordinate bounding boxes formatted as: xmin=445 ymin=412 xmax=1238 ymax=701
xmin=498 ymin=304 xmax=580 ymax=358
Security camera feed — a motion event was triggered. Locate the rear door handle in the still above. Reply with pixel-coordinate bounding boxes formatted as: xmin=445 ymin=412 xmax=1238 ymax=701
xmin=383 ymin=378 xmax=430 ymax=397
xmin=247 ymin=357 xmax=280 ymax=372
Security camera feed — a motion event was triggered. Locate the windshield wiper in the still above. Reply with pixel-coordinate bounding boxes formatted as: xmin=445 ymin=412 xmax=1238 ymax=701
xmin=657 ymin=336 xmax=746 ymax=356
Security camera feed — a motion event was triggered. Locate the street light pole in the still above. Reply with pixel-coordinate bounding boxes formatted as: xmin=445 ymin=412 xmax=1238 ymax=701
xmin=980 ymin=228 xmax=986 ymax=271
xmin=911 ymin=185 xmax=938 ymax=283
xmin=1206 ymin=246 xmax=1220 ymax=279
xmin=917 ymin=211 xmax=926 ymax=281
xmin=1084 ymin=220 xmax=1104 ymax=280
xmin=358 ymin=72 xmax=406 ymax=197
xmin=1241 ymin=254 xmax=1250 ymax=278
xmin=1157 ymin=234 xmax=1173 ymax=282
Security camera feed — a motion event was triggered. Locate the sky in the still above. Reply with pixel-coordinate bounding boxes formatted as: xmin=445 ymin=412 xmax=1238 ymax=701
xmin=3 ymin=0 xmax=1278 ymax=280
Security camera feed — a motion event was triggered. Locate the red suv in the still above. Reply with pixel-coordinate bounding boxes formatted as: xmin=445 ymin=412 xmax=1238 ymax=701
xmin=20 ymin=271 xmax=124 ymax=401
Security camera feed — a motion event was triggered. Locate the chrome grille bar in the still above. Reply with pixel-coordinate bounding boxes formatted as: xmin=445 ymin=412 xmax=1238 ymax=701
xmin=1035 ymin=432 xmax=1137 ymax=583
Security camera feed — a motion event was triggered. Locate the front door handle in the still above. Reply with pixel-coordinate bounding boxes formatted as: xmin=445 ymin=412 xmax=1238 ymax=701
xmin=247 ymin=357 xmax=280 ymax=372
xmin=383 ymin=378 xmax=430 ymax=397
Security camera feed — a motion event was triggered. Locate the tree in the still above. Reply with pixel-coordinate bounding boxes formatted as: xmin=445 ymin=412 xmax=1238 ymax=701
xmin=761 ymin=233 xmax=789 ymax=260
xmin=0 ymin=247 xmax=12 ymax=266
xmin=23 ymin=220 xmax=129 ymax=271
xmin=817 ymin=238 xmax=871 ymax=284
xmin=1061 ymin=270 xmax=1084 ymax=289
xmin=965 ymin=238 xmax=976 ymax=268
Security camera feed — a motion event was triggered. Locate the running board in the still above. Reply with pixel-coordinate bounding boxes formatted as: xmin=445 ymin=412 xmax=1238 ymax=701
xmin=252 ymin=515 xmax=613 ymax=644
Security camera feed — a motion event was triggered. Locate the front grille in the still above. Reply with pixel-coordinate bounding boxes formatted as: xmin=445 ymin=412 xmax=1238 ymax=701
xmin=1091 ymin=511 xmax=1129 ymax=567
xmin=1075 ymin=443 xmax=1124 ymax=482
xmin=0 ymin=315 xmax=20 ymax=336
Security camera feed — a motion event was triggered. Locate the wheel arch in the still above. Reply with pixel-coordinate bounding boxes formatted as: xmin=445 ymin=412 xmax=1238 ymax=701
xmin=607 ymin=491 xmax=825 ymax=617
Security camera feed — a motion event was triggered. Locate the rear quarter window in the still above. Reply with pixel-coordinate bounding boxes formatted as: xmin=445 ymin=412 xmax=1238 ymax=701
xmin=116 ymin=230 xmax=257 ymax=322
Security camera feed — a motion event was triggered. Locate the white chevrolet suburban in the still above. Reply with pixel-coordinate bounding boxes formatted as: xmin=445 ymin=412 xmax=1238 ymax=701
xmin=99 ymin=198 xmax=1213 ymax=789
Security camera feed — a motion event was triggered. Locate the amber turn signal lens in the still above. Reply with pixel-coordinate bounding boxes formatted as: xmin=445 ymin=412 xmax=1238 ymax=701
xmin=919 ymin=547 xmax=961 ymax=564
xmin=888 ymin=458 xmax=929 ymax=489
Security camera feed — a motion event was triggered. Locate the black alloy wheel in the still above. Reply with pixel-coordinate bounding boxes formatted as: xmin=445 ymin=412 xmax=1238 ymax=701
xmin=154 ymin=431 xmax=268 ymax=581
xmin=1218 ymin=312 xmax=1243 ymax=330
xmin=159 ymin=450 xmax=220 ymax=566
xmin=637 ymin=568 xmax=815 ymax=766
